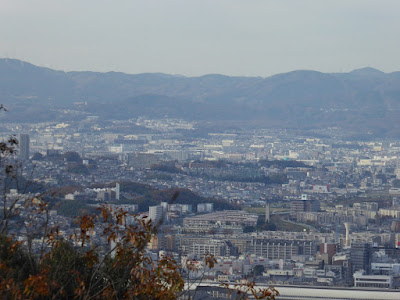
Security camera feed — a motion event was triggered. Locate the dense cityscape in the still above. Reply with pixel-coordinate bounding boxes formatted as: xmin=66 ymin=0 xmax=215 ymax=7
xmin=2 ymin=116 xmax=400 ymax=298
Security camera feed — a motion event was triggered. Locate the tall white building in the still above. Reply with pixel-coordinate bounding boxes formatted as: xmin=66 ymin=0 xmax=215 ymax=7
xmin=115 ymin=183 xmax=120 ymax=200
xmin=265 ymin=204 xmax=270 ymax=223
xmin=149 ymin=205 xmax=163 ymax=224
xmin=160 ymin=202 xmax=168 ymax=211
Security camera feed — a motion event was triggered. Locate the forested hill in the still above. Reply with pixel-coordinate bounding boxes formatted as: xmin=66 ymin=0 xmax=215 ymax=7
xmin=2 ymin=58 xmax=400 ymax=136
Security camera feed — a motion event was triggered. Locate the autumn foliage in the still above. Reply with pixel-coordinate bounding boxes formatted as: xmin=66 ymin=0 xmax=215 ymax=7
xmin=0 ymin=205 xmax=186 ymax=299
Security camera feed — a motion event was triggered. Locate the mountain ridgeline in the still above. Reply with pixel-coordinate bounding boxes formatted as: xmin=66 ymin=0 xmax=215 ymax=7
xmin=1 ymin=59 xmax=400 ymax=136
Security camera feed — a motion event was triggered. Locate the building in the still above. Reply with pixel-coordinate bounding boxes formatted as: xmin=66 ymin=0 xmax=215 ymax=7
xmin=295 ymin=212 xmax=353 ymax=225
xmin=128 ymin=152 xmax=160 ymax=169
xmin=160 ymin=202 xmax=169 ymax=212
xmin=246 ymin=239 xmax=317 ymax=259
xmin=379 ymin=208 xmax=400 ymax=218
xmin=354 ymin=202 xmax=378 ymax=211
xmin=155 ymin=234 xmax=177 ymax=251
xmin=115 ymin=183 xmax=120 ymax=200
xmin=149 ymin=205 xmax=163 ymax=223
xmin=371 ymin=263 xmax=400 ymax=276
xmin=197 ymin=203 xmax=214 ymax=213
xmin=104 ymin=204 xmax=139 ymax=213
xmin=192 ymin=240 xmax=237 ymax=258
xmin=353 ymin=271 xmax=393 ymax=288
xmin=97 ymin=189 xmax=115 ymax=201
xmin=350 ymin=242 xmax=371 ymax=274
xmin=19 ymin=133 xmax=29 ymax=160
xmin=312 ymin=184 xmax=330 ymax=193
xmin=181 ymin=204 xmax=193 ymax=214
xmin=183 ymin=211 xmax=258 ymax=234
xmin=265 ymin=204 xmax=270 ymax=223
xmin=320 ymin=243 xmax=337 ymax=264
xmin=290 ymin=195 xmax=320 ymax=216
xmin=184 ymin=210 xmax=258 ymax=227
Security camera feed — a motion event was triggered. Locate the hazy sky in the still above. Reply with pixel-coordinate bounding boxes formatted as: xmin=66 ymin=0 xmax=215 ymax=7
xmin=1 ymin=0 xmax=399 ymax=77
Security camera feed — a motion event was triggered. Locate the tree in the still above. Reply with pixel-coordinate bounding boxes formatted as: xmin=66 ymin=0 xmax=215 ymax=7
xmin=0 ymin=205 xmax=186 ymax=299
xmin=63 ymin=151 xmax=82 ymax=163
xmin=0 ymin=133 xmax=21 ymax=234
xmin=253 ymin=265 xmax=265 ymax=276
xmin=0 ymin=202 xmax=278 ymax=299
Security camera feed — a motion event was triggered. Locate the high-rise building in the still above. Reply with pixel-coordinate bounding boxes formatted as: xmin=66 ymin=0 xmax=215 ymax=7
xmin=290 ymin=194 xmax=320 ymax=216
xmin=115 ymin=183 xmax=120 ymax=200
xmin=18 ymin=134 xmax=30 ymax=160
xmin=351 ymin=242 xmax=371 ymax=274
xmin=149 ymin=205 xmax=163 ymax=224
xmin=320 ymin=243 xmax=337 ymax=264
xmin=265 ymin=204 xmax=270 ymax=223
xmin=160 ymin=202 xmax=169 ymax=212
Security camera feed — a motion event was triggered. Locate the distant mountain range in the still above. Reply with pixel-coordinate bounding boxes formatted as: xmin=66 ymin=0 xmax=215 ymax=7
xmin=1 ymin=58 xmax=400 ymax=137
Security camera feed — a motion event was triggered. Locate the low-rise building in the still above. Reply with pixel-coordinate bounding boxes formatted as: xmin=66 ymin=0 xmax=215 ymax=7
xmin=353 ymin=271 xmax=393 ymax=288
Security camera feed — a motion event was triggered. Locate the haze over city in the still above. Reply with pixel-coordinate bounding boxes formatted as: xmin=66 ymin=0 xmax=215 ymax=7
xmin=1 ymin=1 xmax=400 ymax=299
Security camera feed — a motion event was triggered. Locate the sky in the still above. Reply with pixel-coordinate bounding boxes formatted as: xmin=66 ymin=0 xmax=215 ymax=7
xmin=1 ymin=0 xmax=399 ymax=77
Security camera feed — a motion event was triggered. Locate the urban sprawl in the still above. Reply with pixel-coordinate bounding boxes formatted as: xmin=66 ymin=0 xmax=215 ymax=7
xmin=3 ymin=117 xmax=400 ymax=296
